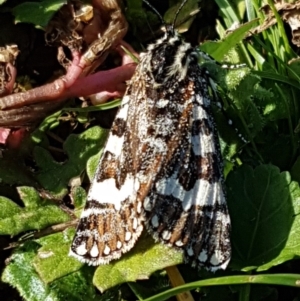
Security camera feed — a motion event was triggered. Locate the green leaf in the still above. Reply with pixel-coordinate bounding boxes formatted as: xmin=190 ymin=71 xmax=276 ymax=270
xmin=18 ymin=186 xmax=44 ymax=208
xmin=200 ymin=19 xmax=258 ymax=61
xmin=2 ymin=241 xmax=59 ymax=301
xmin=70 ymin=186 xmax=87 ymax=212
xmin=143 ymin=274 xmax=300 ymax=301
xmin=2 ymin=239 xmax=97 ymax=301
xmin=0 ymin=196 xmax=22 ymax=218
xmin=62 ymin=98 xmax=122 ymax=113
xmin=227 ymin=164 xmax=300 ymax=271
xmin=86 ymin=151 xmax=102 ymax=182
xmin=0 ymin=187 xmax=70 ymax=236
xmin=48 ymin=266 xmax=97 ymax=301
xmin=31 ymin=110 xmax=62 ymax=144
xmin=2 ymin=242 xmax=58 ymax=301
xmin=33 ymin=229 xmax=83 ymax=283
xmin=12 ymin=0 xmax=67 ymax=28
xmin=214 ymin=0 xmax=241 ymax=25
xmin=34 ymin=126 xmax=108 ymax=196
xmin=93 ymin=233 xmax=183 ymax=292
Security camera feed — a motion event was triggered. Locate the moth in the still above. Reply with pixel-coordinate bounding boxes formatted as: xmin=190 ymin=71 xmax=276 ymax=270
xmin=70 ymin=0 xmax=231 ymax=271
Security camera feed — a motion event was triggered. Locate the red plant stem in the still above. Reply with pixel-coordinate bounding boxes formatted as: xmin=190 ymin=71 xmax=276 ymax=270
xmin=67 ymin=63 xmax=136 ymax=97
xmin=0 ymin=63 xmax=136 ymax=110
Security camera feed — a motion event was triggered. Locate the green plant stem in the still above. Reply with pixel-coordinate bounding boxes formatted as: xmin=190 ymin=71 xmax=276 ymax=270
xmin=245 ymin=0 xmax=255 ymax=21
xmin=143 ymin=274 xmax=300 ymax=301
xmin=266 ymin=0 xmax=293 ymax=60
xmin=62 ymin=99 xmax=121 ymax=112
xmin=214 ymin=0 xmax=240 ymax=26
xmin=239 ymin=42 xmax=253 ymax=69
xmin=239 ymin=283 xmax=251 ymax=301
xmin=120 ymin=45 xmax=139 ymax=63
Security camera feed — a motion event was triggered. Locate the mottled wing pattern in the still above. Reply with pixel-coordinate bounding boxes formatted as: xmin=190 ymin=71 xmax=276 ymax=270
xmin=143 ymin=65 xmax=231 ymax=271
xmin=69 ymin=96 xmax=145 ymax=265
xmin=69 ymin=53 xmax=174 ymax=264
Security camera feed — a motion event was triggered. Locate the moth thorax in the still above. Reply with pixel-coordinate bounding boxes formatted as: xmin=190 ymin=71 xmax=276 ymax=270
xmin=148 ymin=33 xmax=198 ymax=85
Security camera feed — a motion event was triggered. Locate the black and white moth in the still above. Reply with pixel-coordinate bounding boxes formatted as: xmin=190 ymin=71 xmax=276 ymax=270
xmin=69 ymin=1 xmax=231 ymax=271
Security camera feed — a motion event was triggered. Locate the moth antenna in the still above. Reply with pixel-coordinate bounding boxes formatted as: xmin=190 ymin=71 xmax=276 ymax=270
xmin=143 ymin=0 xmax=166 ymax=28
xmin=172 ymin=0 xmax=189 ymax=30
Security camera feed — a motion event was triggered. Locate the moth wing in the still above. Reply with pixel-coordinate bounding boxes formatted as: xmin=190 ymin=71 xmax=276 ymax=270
xmin=144 ymin=80 xmax=231 ymax=271
xmin=69 ymin=96 xmax=144 ymax=265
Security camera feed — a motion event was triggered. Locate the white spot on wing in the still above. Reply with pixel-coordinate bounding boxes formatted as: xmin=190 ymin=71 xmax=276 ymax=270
xmin=125 ymin=232 xmax=132 ymax=241
xmin=103 ymin=245 xmax=111 ymax=255
xmin=175 ymin=240 xmax=184 ymax=247
xmin=75 ymin=243 xmax=88 ymax=256
xmin=90 ymin=243 xmax=99 ymax=257
xmin=117 ymin=241 xmax=122 ymax=249
xmin=132 ymin=218 xmax=138 ymax=230
xmin=162 ymin=231 xmax=171 ymax=240
xmin=137 ymin=201 xmax=142 ymax=214
xmin=143 ymin=197 xmax=152 ymax=211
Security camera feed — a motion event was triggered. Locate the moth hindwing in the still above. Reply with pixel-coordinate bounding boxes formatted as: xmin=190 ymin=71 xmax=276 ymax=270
xmin=69 ymin=26 xmax=231 ymax=271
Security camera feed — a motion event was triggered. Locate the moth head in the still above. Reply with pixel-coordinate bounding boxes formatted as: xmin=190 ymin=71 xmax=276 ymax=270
xmin=146 ymin=27 xmax=198 ymax=85
xmin=141 ymin=0 xmax=198 ymax=85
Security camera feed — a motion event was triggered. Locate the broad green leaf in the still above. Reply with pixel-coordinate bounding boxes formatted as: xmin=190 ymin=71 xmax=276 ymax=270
xmin=12 ymin=0 xmax=67 ymax=28
xmin=18 ymin=186 xmax=44 ymax=208
xmin=2 ymin=240 xmax=97 ymax=301
xmin=34 ymin=126 xmax=108 ymax=196
xmin=33 ymin=229 xmax=83 ymax=283
xmin=0 ymin=187 xmax=70 ymax=236
xmin=93 ymin=233 xmax=183 ymax=292
xmin=48 ymin=265 xmax=96 ymax=301
xmin=0 ymin=196 xmax=22 ymax=218
xmin=47 ymin=266 xmax=97 ymax=301
xmin=2 ymin=241 xmax=60 ymax=301
xmin=227 ymin=164 xmax=300 ymax=271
